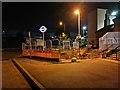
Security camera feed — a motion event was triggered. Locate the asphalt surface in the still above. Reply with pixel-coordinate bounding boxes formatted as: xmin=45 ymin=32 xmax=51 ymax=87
xmin=1 ymin=49 xmax=119 ymax=89
xmin=15 ymin=58 xmax=119 ymax=88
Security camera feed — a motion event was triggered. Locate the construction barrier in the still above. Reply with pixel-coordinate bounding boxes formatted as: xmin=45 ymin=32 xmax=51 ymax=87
xmin=22 ymin=50 xmax=60 ymax=59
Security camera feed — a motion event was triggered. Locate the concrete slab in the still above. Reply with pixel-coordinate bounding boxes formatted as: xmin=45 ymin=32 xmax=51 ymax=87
xmin=2 ymin=60 xmax=30 ymax=89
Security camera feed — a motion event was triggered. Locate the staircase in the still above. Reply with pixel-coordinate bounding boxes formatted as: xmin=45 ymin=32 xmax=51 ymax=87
xmin=106 ymin=47 xmax=120 ymax=60
xmin=110 ymin=53 xmax=117 ymax=60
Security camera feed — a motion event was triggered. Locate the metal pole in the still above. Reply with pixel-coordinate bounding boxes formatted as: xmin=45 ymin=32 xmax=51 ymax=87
xmin=78 ymin=13 xmax=80 ymax=36
xmin=83 ymin=29 xmax=85 ymax=37
xmin=77 ymin=13 xmax=81 ymax=58
xmin=64 ymin=24 xmax=65 ymax=33
xmin=28 ymin=32 xmax=32 ymax=58
xmin=43 ymin=32 xmax=44 ymax=50
xmin=59 ymin=35 xmax=61 ymax=62
xmin=50 ymin=40 xmax=52 ymax=49
xmin=116 ymin=47 xmax=117 ymax=60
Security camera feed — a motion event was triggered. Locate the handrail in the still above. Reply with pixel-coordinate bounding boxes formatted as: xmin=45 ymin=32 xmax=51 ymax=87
xmin=102 ymin=44 xmax=114 ymax=52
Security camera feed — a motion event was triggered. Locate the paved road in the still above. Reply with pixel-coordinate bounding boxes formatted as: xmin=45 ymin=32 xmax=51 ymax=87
xmin=16 ymin=58 xmax=119 ymax=88
xmin=2 ymin=60 xmax=30 ymax=89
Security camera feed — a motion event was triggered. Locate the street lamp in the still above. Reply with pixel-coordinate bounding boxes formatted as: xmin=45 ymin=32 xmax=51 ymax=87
xmin=59 ymin=21 xmax=66 ymax=38
xmin=111 ymin=11 xmax=118 ymax=16
xmin=74 ymin=9 xmax=81 ymax=39
xmin=82 ymin=26 xmax=87 ymax=37
xmin=59 ymin=21 xmax=66 ymax=33
xmin=59 ymin=21 xmax=63 ymax=26
xmin=74 ymin=9 xmax=81 ymax=58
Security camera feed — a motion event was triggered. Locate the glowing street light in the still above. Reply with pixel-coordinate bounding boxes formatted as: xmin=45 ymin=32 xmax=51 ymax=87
xmin=82 ymin=26 xmax=87 ymax=37
xmin=74 ymin=9 xmax=81 ymax=39
xmin=59 ymin=21 xmax=66 ymax=33
xmin=74 ymin=9 xmax=81 ymax=58
xmin=83 ymin=26 xmax=87 ymax=30
xmin=111 ymin=11 xmax=118 ymax=16
xmin=59 ymin=21 xmax=63 ymax=26
xmin=62 ymin=32 xmax=66 ymax=38
xmin=74 ymin=9 xmax=80 ymax=15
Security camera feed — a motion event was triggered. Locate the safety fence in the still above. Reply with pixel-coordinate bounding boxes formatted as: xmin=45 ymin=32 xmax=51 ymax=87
xmin=22 ymin=49 xmax=60 ymax=59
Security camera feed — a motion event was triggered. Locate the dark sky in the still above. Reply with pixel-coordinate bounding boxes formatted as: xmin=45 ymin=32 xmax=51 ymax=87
xmin=2 ymin=2 xmax=118 ymax=35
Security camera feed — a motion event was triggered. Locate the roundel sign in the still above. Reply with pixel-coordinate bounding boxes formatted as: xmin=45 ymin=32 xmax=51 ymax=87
xmin=39 ymin=26 xmax=47 ymax=33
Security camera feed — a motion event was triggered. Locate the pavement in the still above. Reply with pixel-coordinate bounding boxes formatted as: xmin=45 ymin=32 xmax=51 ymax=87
xmin=14 ymin=58 xmax=119 ymax=88
xmin=2 ymin=50 xmax=21 ymax=60
xmin=2 ymin=60 xmax=30 ymax=89
xmin=98 ymin=58 xmax=120 ymax=64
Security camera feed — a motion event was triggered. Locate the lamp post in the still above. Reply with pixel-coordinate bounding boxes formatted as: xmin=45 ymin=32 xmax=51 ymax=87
xmin=59 ymin=21 xmax=66 ymax=38
xmin=74 ymin=9 xmax=81 ymax=58
xmin=74 ymin=10 xmax=81 ymax=39
xmin=59 ymin=21 xmax=66 ymax=37
xmin=28 ymin=32 xmax=32 ymax=58
xmin=82 ymin=26 xmax=87 ymax=37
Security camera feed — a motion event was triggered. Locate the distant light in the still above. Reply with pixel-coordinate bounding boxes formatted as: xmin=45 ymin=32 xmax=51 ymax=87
xmin=83 ymin=26 xmax=87 ymax=30
xmin=62 ymin=32 xmax=66 ymax=37
xmin=51 ymin=36 xmax=54 ymax=38
xmin=81 ymin=37 xmax=84 ymax=39
xmin=3 ymin=31 xmax=5 ymax=33
xmin=59 ymin=21 xmax=63 ymax=26
xmin=111 ymin=11 xmax=118 ymax=16
xmin=74 ymin=9 xmax=80 ymax=15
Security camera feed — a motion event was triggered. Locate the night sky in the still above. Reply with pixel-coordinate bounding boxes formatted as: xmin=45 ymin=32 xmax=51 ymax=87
xmin=2 ymin=2 xmax=118 ymax=35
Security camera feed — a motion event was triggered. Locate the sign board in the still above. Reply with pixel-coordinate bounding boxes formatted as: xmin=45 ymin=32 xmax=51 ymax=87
xmin=63 ymin=40 xmax=70 ymax=50
xmin=39 ymin=26 xmax=47 ymax=33
xmin=73 ymin=42 xmax=79 ymax=49
xmin=36 ymin=39 xmax=44 ymax=46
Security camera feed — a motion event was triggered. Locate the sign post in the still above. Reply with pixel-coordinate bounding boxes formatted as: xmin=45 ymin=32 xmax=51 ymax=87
xmin=63 ymin=40 xmax=70 ymax=50
xmin=39 ymin=26 xmax=47 ymax=50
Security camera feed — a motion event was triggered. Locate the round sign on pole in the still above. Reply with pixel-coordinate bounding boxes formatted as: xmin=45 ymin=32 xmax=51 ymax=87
xmin=39 ymin=26 xmax=47 ymax=33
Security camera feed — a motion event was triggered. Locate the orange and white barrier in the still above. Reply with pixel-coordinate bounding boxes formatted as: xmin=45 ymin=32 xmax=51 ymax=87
xmin=22 ymin=50 xmax=59 ymax=59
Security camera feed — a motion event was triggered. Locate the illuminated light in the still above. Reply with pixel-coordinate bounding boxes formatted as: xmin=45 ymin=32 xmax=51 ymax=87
xmin=81 ymin=37 xmax=84 ymax=39
xmin=83 ymin=26 xmax=87 ymax=30
xmin=111 ymin=11 xmax=118 ymax=16
xmin=59 ymin=21 xmax=63 ymax=26
xmin=39 ymin=26 xmax=47 ymax=33
xmin=74 ymin=9 xmax=80 ymax=15
xmin=76 ymin=35 xmax=81 ymax=39
xmin=62 ymin=32 xmax=66 ymax=37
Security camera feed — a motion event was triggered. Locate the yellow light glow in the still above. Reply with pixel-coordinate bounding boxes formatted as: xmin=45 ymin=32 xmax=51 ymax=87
xmin=76 ymin=34 xmax=81 ymax=39
xmin=62 ymin=32 xmax=66 ymax=37
xmin=74 ymin=9 xmax=80 ymax=15
xmin=59 ymin=21 xmax=63 ymax=26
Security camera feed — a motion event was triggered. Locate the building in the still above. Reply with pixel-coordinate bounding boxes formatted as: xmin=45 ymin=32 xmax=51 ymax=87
xmin=87 ymin=8 xmax=107 ymax=48
xmin=87 ymin=2 xmax=120 ymax=48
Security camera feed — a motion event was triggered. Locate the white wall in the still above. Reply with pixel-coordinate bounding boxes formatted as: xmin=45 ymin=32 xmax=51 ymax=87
xmin=97 ymin=8 xmax=107 ymax=31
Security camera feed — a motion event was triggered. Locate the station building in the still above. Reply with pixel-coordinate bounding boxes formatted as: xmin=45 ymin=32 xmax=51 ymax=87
xmin=87 ymin=2 xmax=120 ymax=48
